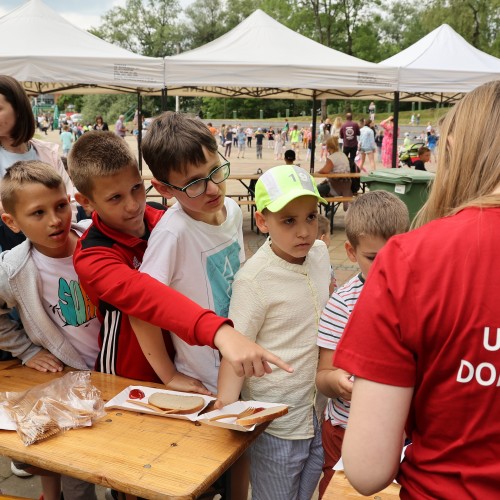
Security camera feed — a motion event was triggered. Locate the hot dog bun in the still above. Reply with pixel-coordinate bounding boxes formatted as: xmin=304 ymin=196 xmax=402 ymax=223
xmin=236 ymin=405 xmax=288 ymax=426
xmin=148 ymin=393 xmax=205 ymax=414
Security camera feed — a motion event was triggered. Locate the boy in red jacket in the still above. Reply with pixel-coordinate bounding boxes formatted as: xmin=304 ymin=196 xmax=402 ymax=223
xmin=69 ymin=131 xmax=291 ymax=387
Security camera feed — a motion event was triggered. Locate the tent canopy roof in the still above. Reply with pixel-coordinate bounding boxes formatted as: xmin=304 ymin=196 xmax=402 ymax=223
xmin=0 ymin=0 xmax=165 ymax=93
xmin=164 ymin=9 xmax=397 ymax=99
xmin=380 ymin=24 xmax=500 ymax=93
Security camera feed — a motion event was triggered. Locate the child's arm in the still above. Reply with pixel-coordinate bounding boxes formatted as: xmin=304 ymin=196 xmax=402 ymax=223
xmin=316 ymin=291 xmax=353 ymax=399
xmin=129 ymin=316 xmax=212 ymax=395
xmin=75 ymin=242 xmax=293 ymax=377
xmin=0 ymin=305 xmax=63 ymax=372
xmin=215 ymin=357 xmax=245 ymax=409
xmin=316 ymin=347 xmax=353 ymax=401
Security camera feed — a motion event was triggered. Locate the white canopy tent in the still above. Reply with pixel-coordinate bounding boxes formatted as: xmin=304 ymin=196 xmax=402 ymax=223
xmin=164 ymin=9 xmax=397 ymax=100
xmin=0 ymin=0 xmax=165 ymax=94
xmin=380 ymin=24 xmax=500 ymax=102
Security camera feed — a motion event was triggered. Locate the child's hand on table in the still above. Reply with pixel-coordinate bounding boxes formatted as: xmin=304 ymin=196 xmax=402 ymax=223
xmin=165 ymin=371 xmax=213 ymax=396
xmin=25 ymin=349 xmax=64 ymax=372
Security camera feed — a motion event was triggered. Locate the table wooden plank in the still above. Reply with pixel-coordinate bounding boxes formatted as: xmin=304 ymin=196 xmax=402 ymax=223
xmin=0 ymin=362 xmax=264 ymax=500
xmin=324 ymin=471 xmax=401 ymax=499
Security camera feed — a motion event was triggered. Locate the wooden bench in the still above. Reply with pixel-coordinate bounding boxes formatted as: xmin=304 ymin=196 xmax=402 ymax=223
xmin=322 ymin=196 xmax=354 ymax=233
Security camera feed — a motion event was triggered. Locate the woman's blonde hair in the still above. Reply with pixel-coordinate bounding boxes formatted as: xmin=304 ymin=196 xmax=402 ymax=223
xmin=333 ymin=117 xmax=343 ymax=130
xmin=413 ymin=81 xmax=500 ymax=228
xmin=326 ymin=136 xmax=340 ymax=153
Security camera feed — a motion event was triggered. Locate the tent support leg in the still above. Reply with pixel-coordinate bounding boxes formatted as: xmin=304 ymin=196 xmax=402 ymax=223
xmin=392 ymin=91 xmax=400 ymax=168
xmin=137 ymin=93 xmax=143 ymax=174
xmin=310 ymin=95 xmax=318 ymax=173
xmin=161 ymin=88 xmax=168 ymax=112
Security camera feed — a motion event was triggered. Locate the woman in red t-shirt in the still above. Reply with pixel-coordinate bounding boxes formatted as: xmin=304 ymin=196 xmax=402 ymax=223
xmin=335 ymin=80 xmax=500 ymax=499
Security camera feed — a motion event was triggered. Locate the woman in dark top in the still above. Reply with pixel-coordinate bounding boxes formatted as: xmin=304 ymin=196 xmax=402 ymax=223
xmin=93 ymin=115 xmax=109 ymax=131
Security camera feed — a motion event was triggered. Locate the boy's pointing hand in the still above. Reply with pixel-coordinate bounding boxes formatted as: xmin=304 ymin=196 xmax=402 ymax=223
xmin=214 ymin=324 xmax=294 ymax=378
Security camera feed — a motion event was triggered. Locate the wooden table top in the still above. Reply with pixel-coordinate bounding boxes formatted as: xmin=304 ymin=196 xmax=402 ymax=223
xmin=142 ymin=172 xmax=362 ymax=181
xmin=0 ymin=362 xmax=264 ymax=500
xmin=228 ymin=172 xmax=362 ymax=180
xmin=324 ymin=471 xmax=401 ymax=499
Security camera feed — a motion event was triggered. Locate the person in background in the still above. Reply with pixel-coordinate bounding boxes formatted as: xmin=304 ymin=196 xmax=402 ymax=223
xmin=336 ymin=80 xmax=500 ymax=499
xmin=375 ymin=129 xmax=384 ymax=163
xmin=60 ymin=124 xmax=74 ymax=157
xmin=114 ymin=114 xmax=127 ymax=138
xmin=255 ymin=128 xmax=265 ymax=159
xmin=317 ymin=136 xmax=352 ymax=211
xmin=274 ymin=128 xmax=284 ymax=161
xmin=332 ymin=117 xmax=343 ymax=149
xmin=237 ymin=127 xmax=246 ymax=159
xmin=403 ymin=132 xmax=411 ymax=149
xmin=245 ymin=126 xmax=253 ymax=148
xmin=290 ymin=124 xmax=301 ymax=161
xmin=380 ymin=116 xmax=399 ymax=168
xmin=358 ymin=119 xmax=376 ymax=172
xmin=316 ymin=192 xmax=409 ymax=498
xmin=283 ymin=149 xmax=296 ymax=166
xmin=368 ymin=102 xmax=376 ymax=121
xmin=426 ymin=128 xmax=438 ymax=163
xmin=340 ymin=113 xmax=360 ymax=193
xmin=316 ymin=213 xmax=336 ymax=295
xmin=224 ymin=126 xmax=233 ymax=157
xmin=0 ymin=75 xmax=77 ymax=251
xmin=93 ymin=115 xmax=109 ymax=131
xmin=413 ymin=146 xmax=430 ymax=171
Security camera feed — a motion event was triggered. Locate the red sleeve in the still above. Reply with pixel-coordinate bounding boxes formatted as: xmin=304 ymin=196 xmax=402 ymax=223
xmin=74 ymin=241 xmax=230 ymax=349
xmin=334 ymin=238 xmax=417 ymax=387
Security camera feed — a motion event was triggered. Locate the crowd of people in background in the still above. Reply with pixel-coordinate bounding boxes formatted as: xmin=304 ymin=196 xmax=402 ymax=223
xmin=206 ymin=113 xmax=438 ymax=171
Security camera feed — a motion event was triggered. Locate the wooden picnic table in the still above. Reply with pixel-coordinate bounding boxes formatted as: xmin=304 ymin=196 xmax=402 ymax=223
xmin=0 ymin=361 xmax=266 ymax=500
xmin=324 ymin=471 xmax=401 ymax=499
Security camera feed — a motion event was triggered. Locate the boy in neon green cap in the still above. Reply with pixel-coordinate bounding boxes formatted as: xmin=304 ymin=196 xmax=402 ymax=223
xmin=216 ymin=164 xmax=331 ymax=500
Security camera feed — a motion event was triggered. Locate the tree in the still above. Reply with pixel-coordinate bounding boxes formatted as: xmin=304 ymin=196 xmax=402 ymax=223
xmin=182 ymin=0 xmax=228 ymax=49
xmin=90 ymin=0 xmax=182 ymax=57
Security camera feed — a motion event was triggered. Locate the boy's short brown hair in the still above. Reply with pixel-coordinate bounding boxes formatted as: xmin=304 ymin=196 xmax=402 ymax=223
xmin=317 ymin=214 xmax=331 ymax=238
xmin=67 ymin=131 xmax=137 ymax=198
xmin=142 ymin=111 xmax=218 ymax=183
xmin=1 ymin=160 xmax=63 ymax=214
xmin=418 ymin=146 xmax=430 ymax=156
xmin=345 ymin=191 xmax=410 ymax=247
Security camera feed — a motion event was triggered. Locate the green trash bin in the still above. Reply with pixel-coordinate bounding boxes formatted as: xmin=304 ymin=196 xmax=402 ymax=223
xmin=361 ymin=168 xmax=435 ymax=221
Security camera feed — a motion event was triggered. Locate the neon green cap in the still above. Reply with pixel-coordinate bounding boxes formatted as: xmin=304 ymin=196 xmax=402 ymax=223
xmin=255 ymin=165 xmax=327 ymax=212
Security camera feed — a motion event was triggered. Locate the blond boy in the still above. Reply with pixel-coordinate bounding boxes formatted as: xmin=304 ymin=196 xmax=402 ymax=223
xmin=0 ymin=160 xmax=100 ymax=500
xmin=315 ymin=191 xmax=410 ymax=498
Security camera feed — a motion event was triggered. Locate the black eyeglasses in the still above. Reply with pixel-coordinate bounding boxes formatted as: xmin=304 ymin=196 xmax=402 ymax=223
xmin=156 ymin=152 xmax=231 ymax=198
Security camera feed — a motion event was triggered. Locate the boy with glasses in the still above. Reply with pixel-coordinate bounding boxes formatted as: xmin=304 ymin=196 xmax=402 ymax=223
xmin=129 ymin=111 xmax=243 ymax=394
xmin=71 ymin=130 xmax=290 ymax=392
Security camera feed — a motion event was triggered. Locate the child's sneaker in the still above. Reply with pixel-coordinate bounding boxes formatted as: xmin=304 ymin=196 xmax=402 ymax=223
xmin=10 ymin=461 xmax=32 ymax=477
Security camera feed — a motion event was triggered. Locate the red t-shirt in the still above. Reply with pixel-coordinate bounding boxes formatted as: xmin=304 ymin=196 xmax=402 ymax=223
xmin=335 ymin=207 xmax=500 ymax=499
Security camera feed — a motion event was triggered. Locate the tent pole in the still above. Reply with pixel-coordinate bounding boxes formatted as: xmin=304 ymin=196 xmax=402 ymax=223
xmin=310 ymin=94 xmax=318 ymax=173
xmin=161 ymin=88 xmax=168 ymax=111
xmin=392 ymin=91 xmax=400 ymax=168
xmin=137 ymin=93 xmax=143 ymax=174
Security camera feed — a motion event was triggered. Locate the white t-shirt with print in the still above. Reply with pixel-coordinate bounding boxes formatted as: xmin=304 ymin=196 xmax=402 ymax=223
xmin=140 ymin=197 xmax=244 ymax=393
xmin=31 ymin=228 xmax=100 ymax=369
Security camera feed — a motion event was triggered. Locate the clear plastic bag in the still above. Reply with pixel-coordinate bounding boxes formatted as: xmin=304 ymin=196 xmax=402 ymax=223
xmin=0 ymin=371 xmax=106 ymax=446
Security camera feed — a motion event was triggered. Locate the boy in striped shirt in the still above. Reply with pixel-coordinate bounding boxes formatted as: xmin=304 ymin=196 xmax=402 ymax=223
xmin=316 ymin=191 xmax=410 ymax=498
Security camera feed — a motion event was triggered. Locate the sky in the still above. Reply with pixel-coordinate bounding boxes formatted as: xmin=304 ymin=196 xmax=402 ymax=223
xmin=0 ymin=0 xmax=192 ymax=30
